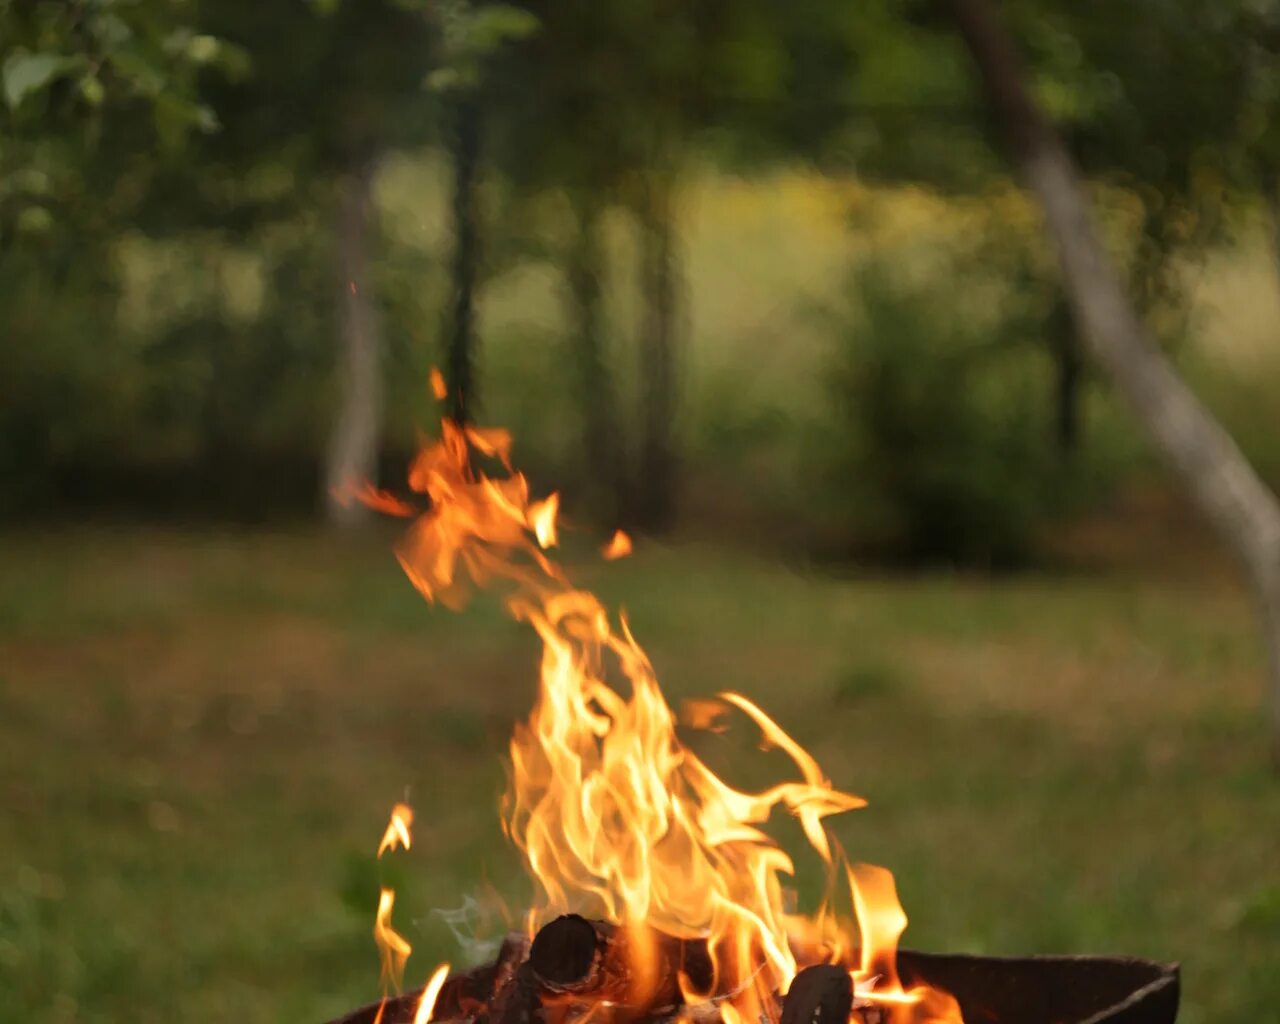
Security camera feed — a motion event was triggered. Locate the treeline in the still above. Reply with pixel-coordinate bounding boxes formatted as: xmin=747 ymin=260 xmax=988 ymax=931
xmin=3 ymin=0 xmax=1279 ymax=564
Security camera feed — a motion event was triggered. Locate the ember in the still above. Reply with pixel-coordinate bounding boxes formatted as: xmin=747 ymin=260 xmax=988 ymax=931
xmin=332 ymin=395 xmax=1180 ymax=1024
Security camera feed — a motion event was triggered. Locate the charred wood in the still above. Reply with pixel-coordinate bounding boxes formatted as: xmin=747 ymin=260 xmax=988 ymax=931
xmin=487 ymin=962 xmax=541 ymax=1024
xmin=529 ymin=914 xmax=604 ymax=993
xmin=779 ymin=965 xmax=853 ymax=1024
xmin=527 ymin=915 xmax=714 ymax=1011
xmin=329 ymin=933 xmax=529 ymax=1024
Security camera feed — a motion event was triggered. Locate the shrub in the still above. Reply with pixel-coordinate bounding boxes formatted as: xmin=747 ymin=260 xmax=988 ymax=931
xmin=821 ymin=259 xmax=1061 ymax=567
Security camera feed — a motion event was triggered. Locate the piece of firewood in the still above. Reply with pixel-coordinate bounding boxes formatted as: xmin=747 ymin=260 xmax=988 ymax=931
xmin=527 ymin=915 xmax=715 ymax=1011
xmin=850 ymin=1000 xmax=882 ymax=1024
xmin=529 ymin=914 xmax=605 ymax=993
xmin=779 ymin=965 xmax=853 ymax=1024
xmin=330 ymin=933 xmax=530 ymax=1024
xmin=487 ymin=961 xmax=541 ymax=1024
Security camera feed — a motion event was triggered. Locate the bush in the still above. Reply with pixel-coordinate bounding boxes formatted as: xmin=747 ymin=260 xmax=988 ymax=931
xmin=821 ymin=259 xmax=1061 ymax=567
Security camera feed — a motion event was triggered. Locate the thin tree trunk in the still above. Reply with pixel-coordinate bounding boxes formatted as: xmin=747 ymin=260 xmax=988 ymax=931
xmin=635 ymin=177 xmax=681 ymax=532
xmin=1049 ymin=292 xmax=1083 ymax=456
xmin=564 ymin=196 xmax=628 ymax=522
xmin=445 ymin=93 xmax=481 ymax=425
xmin=944 ymin=0 xmax=1280 ymax=762
xmin=326 ymin=156 xmax=383 ymax=527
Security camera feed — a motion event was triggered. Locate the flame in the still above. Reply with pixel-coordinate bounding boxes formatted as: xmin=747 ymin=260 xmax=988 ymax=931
xmin=412 ymin=962 xmax=453 ymax=1024
xmin=430 ymin=367 xmax=449 ymax=401
xmin=601 ymin=529 xmax=632 ymax=560
xmin=333 ymin=480 xmax=416 ymax=518
xmin=379 ymin=802 xmax=415 ymax=857
xmin=375 ymin=887 xmax=413 ymax=992
xmin=529 ymin=493 xmax=560 ymax=549
xmin=366 ymin=410 xmax=962 ymax=1023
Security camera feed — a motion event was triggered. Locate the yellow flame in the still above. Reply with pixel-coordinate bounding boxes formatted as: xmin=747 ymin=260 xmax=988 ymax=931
xmin=375 ymin=887 xmax=413 ymax=993
xmin=412 ymin=962 xmax=453 ymax=1024
xmin=378 ymin=802 xmax=415 ymax=857
xmin=528 ymin=493 xmax=560 ymax=549
xmin=366 ymin=411 xmax=961 ymax=1022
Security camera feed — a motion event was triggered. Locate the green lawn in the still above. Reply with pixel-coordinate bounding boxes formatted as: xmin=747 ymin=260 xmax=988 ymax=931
xmin=1 ymin=526 xmax=1277 ymax=1024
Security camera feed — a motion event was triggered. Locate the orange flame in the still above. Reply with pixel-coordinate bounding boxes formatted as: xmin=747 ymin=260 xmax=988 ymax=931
xmin=333 ymin=480 xmax=416 ymax=518
xmin=430 ymin=367 xmax=448 ymax=401
xmin=375 ymin=887 xmax=413 ymax=993
xmin=412 ymin=962 xmax=453 ymax=1024
xmin=378 ymin=802 xmax=415 ymax=857
xmin=366 ymin=412 xmax=962 ymax=1023
xmin=601 ymin=529 xmax=632 ymax=560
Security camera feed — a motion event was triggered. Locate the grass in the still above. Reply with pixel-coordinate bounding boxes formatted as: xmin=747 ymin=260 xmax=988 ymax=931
xmin=0 ymin=524 xmax=1277 ymax=1024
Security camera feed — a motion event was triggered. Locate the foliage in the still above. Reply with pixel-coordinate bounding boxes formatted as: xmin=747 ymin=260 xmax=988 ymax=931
xmin=822 ymin=251 xmax=1061 ymax=567
xmin=1 ymin=0 xmax=1278 ymax=541
xmin=0 ymin=0 xmax=244 ymax=245
xmin=0 ymin=224 xmax=338 ymax=517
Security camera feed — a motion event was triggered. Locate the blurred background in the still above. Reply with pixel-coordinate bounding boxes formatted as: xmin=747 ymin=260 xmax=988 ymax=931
xmin=2 ymin=1 xmax=1279 ymax=1022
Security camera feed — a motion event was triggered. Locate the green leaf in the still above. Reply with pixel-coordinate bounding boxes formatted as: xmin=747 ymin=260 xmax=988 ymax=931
xmin=152 ymin=92 xmax=221 ymax=149
xmin=92 ymin=12 xmax=134 ymax=49
xmin=185 ymin=35 xmax=221 ymax=65
xmin=79 ymin=75 xmax=106 ymax=108
xmin=3 ymin=53 xmax=85 ymax=110
xmin=9 ymin=169 xmax=51 ymax=196
xmin=211 ymin=40 xmax=252 ymax=81
xmin=109 ymin=49 xmax=166 ymax=97
xmin=15 ymin=206 xmax=53 ymax=235
xmin=462 ymin=5 xmax=539 ymax=53
xmin=425 ymin=66 xmax=465 ymax=93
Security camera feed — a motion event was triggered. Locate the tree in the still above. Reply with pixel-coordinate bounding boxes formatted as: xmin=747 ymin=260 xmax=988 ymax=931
xmin=171 ymin=0 xmax=438 ymax=524
xmin=427 ymin=1 xmax=539 ymax=426
xmin=490 ymin=0 xmax=870 ymax=530
xmin=1 ymin=0 xmax=232 ymax=247
xmin=563 ymin=192 xmax=630 ymax=522
xmin=327 ymin=156 xmax=384 ymax=526
xmin=942 ymin=0 xmax=1280 ymax=762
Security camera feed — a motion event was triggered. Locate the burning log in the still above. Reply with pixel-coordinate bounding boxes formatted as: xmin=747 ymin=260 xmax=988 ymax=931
xmin=528 ymin=914 xmax=604 ymax=993
xmin=488 ymin=962 xmax=540 ymax=1024
xmin=779 ymin=965 xmax=853 ymax=1024
xmin=331 ymin=934 xmax=529 ymax=1024
xmin=526 ymin=914 xmax=714 ymax=1011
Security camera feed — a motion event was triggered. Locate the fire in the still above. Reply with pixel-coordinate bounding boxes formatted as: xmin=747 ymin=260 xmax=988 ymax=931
xmin=375 ymin=887 xmax=413 ymax=992
xmin=373 ymin=800 xmax=416 ymax=1016
xmin=601 ymin=529 xmax=632 ymax=560
xmin=363 ymin=400 xmax=961 ymax=1023
xmin=529 ymin=493 xmax=560 ymax=549
xmin=379 ymin=802 xmax=415 ymax=857
xmin=413 ymin=962 xmax=454 ymax=1024
xmin=332 ymin=480 xmax=415 ymax=518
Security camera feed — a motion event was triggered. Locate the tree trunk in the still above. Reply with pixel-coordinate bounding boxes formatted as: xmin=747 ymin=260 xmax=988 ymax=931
xmin=1049 ymin=292 xmax=1083 ymax=456
xmin=325 ymin=156 xmax=383 ymax=527
xmin=445 ymin=93 xmax=482 ymax=425
xmin=564 ymin=196 xmax=628 ymax=522
xmin=943 ymin=0 xmax=1280 ymax=762
xmin=635 ymin=177 xmax=681 ymax=533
